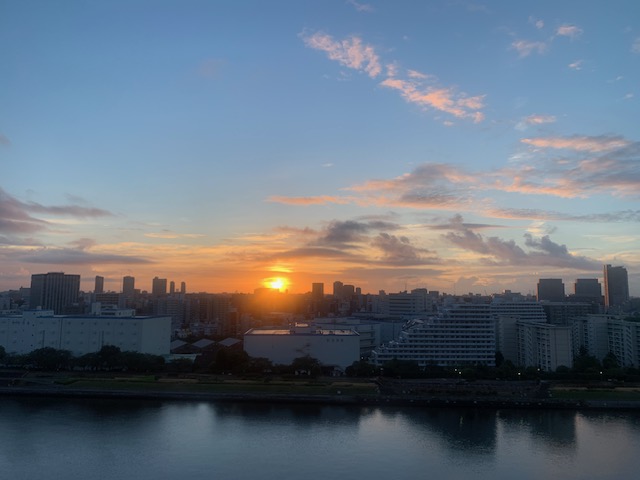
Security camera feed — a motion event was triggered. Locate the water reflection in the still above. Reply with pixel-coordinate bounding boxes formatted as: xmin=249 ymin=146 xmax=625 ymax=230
xmin=498 ymin=409 xmax=577 ymax=450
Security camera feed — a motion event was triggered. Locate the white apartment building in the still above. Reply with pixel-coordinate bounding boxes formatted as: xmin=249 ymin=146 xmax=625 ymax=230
xmin=243 ymin=323 xmax=360 ymax=369
xmin=517 ymin=321 xmax=573 ymax=371
xmin=0 ymin=310 xmax=171 ymax=356
xmin=371 ymin=303 xmax=496 ymax=368
xmin=492 ymin=301 xmax=547 ymax=364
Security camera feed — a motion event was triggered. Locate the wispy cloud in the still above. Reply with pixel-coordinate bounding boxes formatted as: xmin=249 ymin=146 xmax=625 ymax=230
xmin=556 ymin=24 xmax=583 ymax=39
xmin=20 ymin=248 xmax=153 ymax=265
xmin=488 ymin=208 xmax=640 ymax=223
xmin=633 ymin=37 xmax=640 ymax=54
xmin=346 ymin=0 xmax=374 ymax=12
xmin=529 ymin=16 xmax=544 ymax=29
xmin=380 ymin=77 xmax=485 ymax=122
xmin=516 ymin=114 xmax=557 ymax=130
xmin=268 ymin=195 xmax=352 ymax=206
xmin=568 ymin=59 xmax=583 ymax=70
xmin=301 ymin=31 xmax=382 ymax=78
xmin=302 ymin=30 xmax=485 ymax=122
xmin=0 ymin=134 xmax=10 ymax=147
xmin=521 ymin=135 xmax=630 ymax=152
xmin=511 ymin=40 xmax=547 ymax=57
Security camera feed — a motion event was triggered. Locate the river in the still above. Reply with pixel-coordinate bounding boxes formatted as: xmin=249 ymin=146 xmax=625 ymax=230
xmin=1 ymin=397 xmax=639 ymax=480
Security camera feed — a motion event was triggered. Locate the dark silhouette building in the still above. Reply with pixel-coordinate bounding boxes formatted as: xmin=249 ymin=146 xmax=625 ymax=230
xmin=604 ymin=264 xmax=629 ymax=309
xmin=94 ymin=275 xmax=104 ymax=294
xmin=29 ymin=272 xmax=80 ymax=314
xmin=537 ymin=279 xmax=565 ymax=302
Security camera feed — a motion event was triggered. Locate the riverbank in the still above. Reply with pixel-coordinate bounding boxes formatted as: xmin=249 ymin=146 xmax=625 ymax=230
xmin=2 ymin=373 xmax=640 ymax=410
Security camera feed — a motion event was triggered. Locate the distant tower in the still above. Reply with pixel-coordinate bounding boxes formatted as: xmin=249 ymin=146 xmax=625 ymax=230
xmin=180 ymin=281 xmax=186 ymax=294
xmin=122 ymin=276 xmax=135 ymax=296
xmin=537 ymin=279 xmax=565 ymax=302
xmin=333 ymin=281 xmax=344 ymax=298
xmin=574 ymin=278 xmax=602 ymax=301
xmin=29 ymin=272 xmax=81 ymax=314
xmin=170 ymin=281 xmax=176 ymax=295
xmin=152 ymin=277 xmax=167 ymax=296
xmin=312 ymin=283 xmax=324 ymax=299
xmin=94 ymin=275 xmax=104 ymax=294
xmin=604 ymin=265 xmax=629 ymax=308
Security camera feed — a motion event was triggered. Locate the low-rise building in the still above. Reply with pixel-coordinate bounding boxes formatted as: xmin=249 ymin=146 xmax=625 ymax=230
xmin=243 ymin=323 xmax=359 ymax=369
xmin=0 ymin=309 xmax=171 ymax=356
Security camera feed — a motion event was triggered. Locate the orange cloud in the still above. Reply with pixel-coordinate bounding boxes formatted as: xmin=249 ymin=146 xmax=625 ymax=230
xmin=380 ymin=78 xmax=485 ymax=122
xmin=521 ymin=135 xmax=630 ymax=152
xmin=267 ymin=195 xmax=352 ymax=205
xmin=301 ymin=31 xmax=382 ymax=78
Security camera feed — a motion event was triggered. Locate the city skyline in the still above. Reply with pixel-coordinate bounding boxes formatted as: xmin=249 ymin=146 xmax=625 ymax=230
xmin=1 ymin=1 xmax=639 ymax=295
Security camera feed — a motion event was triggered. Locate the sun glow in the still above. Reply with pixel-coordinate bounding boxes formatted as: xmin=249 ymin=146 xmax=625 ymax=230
xmin=264 ymin=277 xmax=289 ymax=291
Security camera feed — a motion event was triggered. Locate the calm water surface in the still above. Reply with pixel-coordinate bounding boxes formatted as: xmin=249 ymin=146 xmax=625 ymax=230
xmin=1 ymin=397 xmax=639 ymax=480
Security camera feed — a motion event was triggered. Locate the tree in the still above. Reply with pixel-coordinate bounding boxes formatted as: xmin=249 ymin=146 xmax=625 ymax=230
xmin=28 ymin=347 xmax=72 ymax=371
xmin=602 ymin=352 xmax=619 ymax=370
xmin=290 ymin=355 xmax=322 ymax=377
xmin=96 ymin=345 xmax=124 ymax=371
xmin=345 ymin=360 xmax=377 ymax=377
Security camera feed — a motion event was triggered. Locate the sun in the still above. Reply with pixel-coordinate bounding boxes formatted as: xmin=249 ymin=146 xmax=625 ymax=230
xmin=264 ymin=277 xmax=288 ymax=291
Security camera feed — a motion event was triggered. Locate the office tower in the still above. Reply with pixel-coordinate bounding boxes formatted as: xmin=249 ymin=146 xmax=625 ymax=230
xmin=152 ymin=277 xmax=167 ymax=296
xmin=312 ymin=283 xmax=324 ymax=299
xmin=333 ymin=281 xmax=343 ymax=298
xmin=29 ymin=272 xmax=81 ymax=314
xmin=122 ymin=276 xmax=135 ymax=296
xmin=170 ymin=281 xmax=175 ymax=295
xmin=95 ymin=275 xmax=104 ymax=294
xmin=180 ymin=281 xmax=186 ymax=294
xmin=604 ymin=264 xmax=629 ymax=308
xmin=574 ymin=278 xmax=602 ymax=300
xmin=537 ymin=279 xmax=565 ymax=302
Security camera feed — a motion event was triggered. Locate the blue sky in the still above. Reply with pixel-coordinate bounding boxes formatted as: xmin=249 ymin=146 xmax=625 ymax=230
xmin=1 ymin=0 xmax=639 ymax=295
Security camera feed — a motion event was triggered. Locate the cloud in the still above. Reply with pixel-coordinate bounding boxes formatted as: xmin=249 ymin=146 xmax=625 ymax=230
xmin=302 ymin=30 xmax=485 ymax=122
xmin=197 ymin=58 xmax=224 ymax=78
xmin=521 ymin=135 xmax=630 ymax=152
xmin=314 ymin=219 xmax=400 ymax=247
xmin=0 ymin=187 xmax=50 ymax=235
xmin=0 ymin=134 xmax=10 ymax=147
xmin=301 ymin=31 xmax=382 ymax=78
xmin=370 ymin=232 xmax=440 ymax=266
xmin=346 ymin=0 xmax=374 ymax=12
xmin=26 ymin=202 xmax=113 ymax=218
xmin=556 ymin=24 xmax=583 ymax=39
xmin=268 ymin=195 xmax=352 ymax=206
xmin=633 ymin=37 xmax=640 ymax=54
xmin=428 ymin=214 xmax=503 ymax=230
xmin=487 ymin=208 xmax=640 ymax=223
xmin=20 ymin=248 xmax=153 ymax=265
xmin=568 ymin=60 xmax=583 ymax=70
xmin=380 ymin=77 xmax=485 ymax=122
xmin=529 ymin=16 xmax=544 ymax=29
xmin=516 ymin=114 xmax=557 ymax=130
xmin=443 ymin=220 xmax=599 ymax=270
xmin=524 ymin=114 xmax=556 ymax=125
xmin=511 ymin=40 xmax=547 ymax=57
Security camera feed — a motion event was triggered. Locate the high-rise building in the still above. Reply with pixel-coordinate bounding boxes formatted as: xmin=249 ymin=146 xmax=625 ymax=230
xmin=180 ymin=281 xmax=186 ymax=294
xmin=312 ymin=283 xmax=324 ymax=299
xmin=170 ymin=281 xmax=176 ymax=295
xmin=94 ymin=275 xmax=104 ymax=294
xmin=574 ymin=278 xmax=602 ymax=300
xmin=604 ymin=265 xmax=629 ymax=309
xmin=122 ymin=276 xmax=135 ymax=296
xmin=152 ymin=277 xmax=167 ymax=296
xmin=537 ymin=279 xmax=565 ymax=302
xmin=29 ymin=272 xmax=81 ymax=314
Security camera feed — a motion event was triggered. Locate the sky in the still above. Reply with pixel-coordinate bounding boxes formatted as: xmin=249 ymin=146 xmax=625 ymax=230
xmin=1 ymin=0 xmax=639 ymax=296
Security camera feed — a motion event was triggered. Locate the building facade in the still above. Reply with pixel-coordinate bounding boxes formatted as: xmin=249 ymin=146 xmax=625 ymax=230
xmin=244 ymin=324 xmax=359 ymax=369
xmin=604 ymin=264 xmax=629 ymax=309
xmin=371 ymin=303 xmax=496 ymax=368
xmin=0 ymin=310 xmax=171 ymax=356
xmin=29 ymin=272 xmax=81 ymax=315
